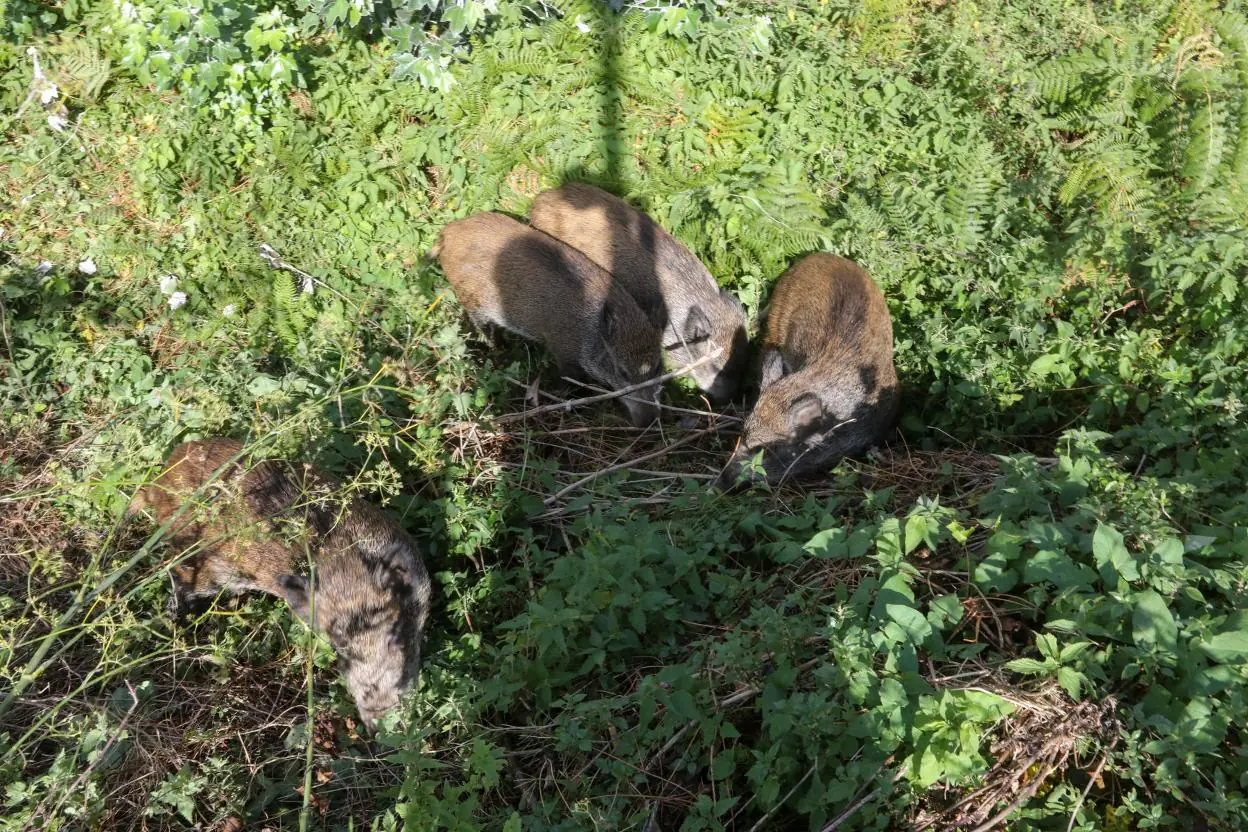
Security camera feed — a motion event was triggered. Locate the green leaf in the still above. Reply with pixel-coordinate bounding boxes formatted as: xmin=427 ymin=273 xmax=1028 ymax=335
xmin=1022 ymin=549 xmax=1096 ymax=589
xmin=904 ymin=512 xmax=940 ymax=554
xmin=874 ymin=517 xmax=903 ymax=567
xmin=804 ymin=527 xmax=848 ymax=558
xmin=886 ymin=603 xmax=933 ymax=644
xmin=1132 ymin=590 xmax=1178 ymax=655
xmin=710 ymin=752 xmax=736 ymax=780
xmin=1004 ymin=658 xmax=1050 ymax=675
xmin=973 ymin=549 xmax=1018 ymax=592
xmin=1057 ymin=666 xmax=1083 ymax=699
xmin=667 ymin=690 xmax=699 ymax=721
xmin=927 ymin=594 xmax=964 ymax=629
xmin=247 ymin=374 xmax=282 ymax=398
xmin=1092 ymin=524 xmax=1140 ymax=583
xmin=1199 ymin=630 xmax=1248 ymax=663
xmin=1153 ymin=538 xmax=1184 ymax=565
xmin=951 ymin=689 xmax=1015 ymax=721
xmin=1028 ymin=353 xmax=1065 ymax=380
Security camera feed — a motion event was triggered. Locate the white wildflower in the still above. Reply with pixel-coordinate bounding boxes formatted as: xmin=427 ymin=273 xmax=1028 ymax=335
xmin=78 ymin=258 xmax=97 ymax=274
xmin=47 ymin=113 xmax=69 ymax=132
xmin=36 ymin=260 xmax=54 ymax=275
xmin=575 ymin=15 xmax=591 ymax=33
xmin=222 ymin=303 xmax=237 ymax=317
xmin=159 ymin=274 xmax=178 ymax=295
xmin=168 ymin=291 xmax=187 ymax=310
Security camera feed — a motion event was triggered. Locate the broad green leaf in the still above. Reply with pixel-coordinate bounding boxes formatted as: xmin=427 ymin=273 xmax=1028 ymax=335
xmin=1132 ymin=590 xmax=1178 ymax=655
xmin=1022 ymin=549 xmax=1096 ymax=589
xmin=667 ymin=690 xmax=699 ymax=721
xmin=1153 ymin=538 xmax=1184 ymax=566
xmin=904 ymin=512 xmax=941 ymax=554
xmin=1057 ymin=667 xmax=1083 ymax=699
xmin=927 ymin=594 xmax=963 ymax=629
xmin=886 ymin=603 xmax=933 ymax=643
xmin=1093 ymin=524 xmax=1140 ymax=582
xmin=1199 ymin=630 xmax=1248 ymax=663
xmin=804 ymin=527 xmax=848 ymax=558
xmin=1028 ymin=353 xmax=1065 ymax=379
xmin=1005 ymin=657 xmax=1050 ymax=675
xmin=710 ymin=753 xmax=736 ymax=780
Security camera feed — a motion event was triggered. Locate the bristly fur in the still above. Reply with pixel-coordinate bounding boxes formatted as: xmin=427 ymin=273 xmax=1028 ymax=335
xmin=720 ymin=253 xmax=898 ymax=486
xmin=530 ymin=183 xmax=749 ymax=402
xmin=128 ymin=438 xmax=433 ymax=729
xmin=434 ymin=211 xmax=664 ymax=426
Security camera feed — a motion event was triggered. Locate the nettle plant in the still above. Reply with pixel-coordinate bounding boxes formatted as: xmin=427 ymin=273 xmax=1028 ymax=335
xmin=106 ymin=0 xmax=302 ymax=130
xmin=101 ymin=0 xmax=723 ymax=129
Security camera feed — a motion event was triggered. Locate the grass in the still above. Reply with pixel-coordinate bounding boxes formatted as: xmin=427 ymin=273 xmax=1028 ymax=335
xmin=2 ymin=0 xmax=1248 ymax=829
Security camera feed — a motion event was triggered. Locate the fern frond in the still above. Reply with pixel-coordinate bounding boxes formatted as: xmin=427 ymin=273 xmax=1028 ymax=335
xmin=1181 ymin=96 xmax=1227 ymax=190
xmin=843 ymin=192 xmax=889 ymax=240
xmin=1031 ymin=48 xmax=1105 ymax=105
xmin=944 ymin=144 xmax=1000 ymax=249
xmin=1166 ymin=0 xmax=1218 ymax=40
xmin=1214 ymin=12 xmax=1248 ymax=200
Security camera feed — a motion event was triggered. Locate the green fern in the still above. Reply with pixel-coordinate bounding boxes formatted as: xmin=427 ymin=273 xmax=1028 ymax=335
xmin=944 ymin=144 xmax=1000 ymax=249
xmin=270 ymin=272 xmax=308 ymax=351
xmin=1215 ymin=13 xmax=1248 ymax=204
xmin=842 ymin=192 xmax=889 ymax=241
xmin=52 ymin=38 xmax=112 ymax=103
xmin=1030 ymin=17 xmax=1248 ymax=224
xmin=1166 ymin=0 xmax=1218 ymax=40
xmin=852 ymin=0 xmax=918 ymax=62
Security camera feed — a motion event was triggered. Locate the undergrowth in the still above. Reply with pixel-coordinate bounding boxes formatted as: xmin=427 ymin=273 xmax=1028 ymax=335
xmin=1 ymin=0 xmax=1247 ymax=829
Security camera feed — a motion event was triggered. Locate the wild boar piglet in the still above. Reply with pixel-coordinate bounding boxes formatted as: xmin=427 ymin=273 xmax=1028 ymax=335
xmin=128 ymin=438 xmax=432 ymax=729
xmin=530 ymin=183 xmax=747 ymax=402
xmin=434 ymin=211 xmax=664 ymax=426
xmin=719 ymin=253 xmax=898 ymax=487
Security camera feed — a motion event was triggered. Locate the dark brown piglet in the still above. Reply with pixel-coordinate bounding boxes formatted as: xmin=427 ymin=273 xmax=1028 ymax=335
xmin=128 ymin=438 xmax=432 ymax=729
xmin=530 ymin=183 xmax=748 ymax=402
xmin=434 ymin=211 xmax=664 ymax=426
xmin=719 ymin=253 xmax=898 ymax=486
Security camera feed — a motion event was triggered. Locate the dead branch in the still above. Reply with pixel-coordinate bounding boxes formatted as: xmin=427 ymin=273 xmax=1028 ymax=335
xmin=496 ymin=348 xmax=724 ymax=424
xmin=542 ymin=427 xmax=718 ymax=506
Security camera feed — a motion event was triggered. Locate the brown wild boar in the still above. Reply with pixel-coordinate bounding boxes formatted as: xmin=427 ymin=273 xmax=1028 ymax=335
xmin=127 ymin=438 xmax=433 ymax=729
xmin=433 ymin=211 xmax=663 ymax=426
xmin=529 ymin=183 xmax=748 ymax=402
xmin=718 ymin=253 xmax=898 ymax=486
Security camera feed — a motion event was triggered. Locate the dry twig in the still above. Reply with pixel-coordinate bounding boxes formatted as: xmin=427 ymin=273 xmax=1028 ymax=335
xmin=495 ymin=348 xmax=724 ymax=424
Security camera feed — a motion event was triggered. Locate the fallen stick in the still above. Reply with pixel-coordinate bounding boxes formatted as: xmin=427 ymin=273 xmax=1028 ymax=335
xmin=496 ymin=348 xmax=724 ymax=425
xmin=543 ymin=428 xmax=716 ymax=506
xmin=820 ymin=767 xmax=908 ymax=832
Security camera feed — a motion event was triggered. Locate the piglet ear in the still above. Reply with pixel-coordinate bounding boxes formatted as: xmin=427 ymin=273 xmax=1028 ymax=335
xmin=787 ymin=394 xmax=824 ymax=437
xmin=683 ymin=306 xmax=711 ymax=343
xmin=278 ymin=574 xmax=312 ymax=622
